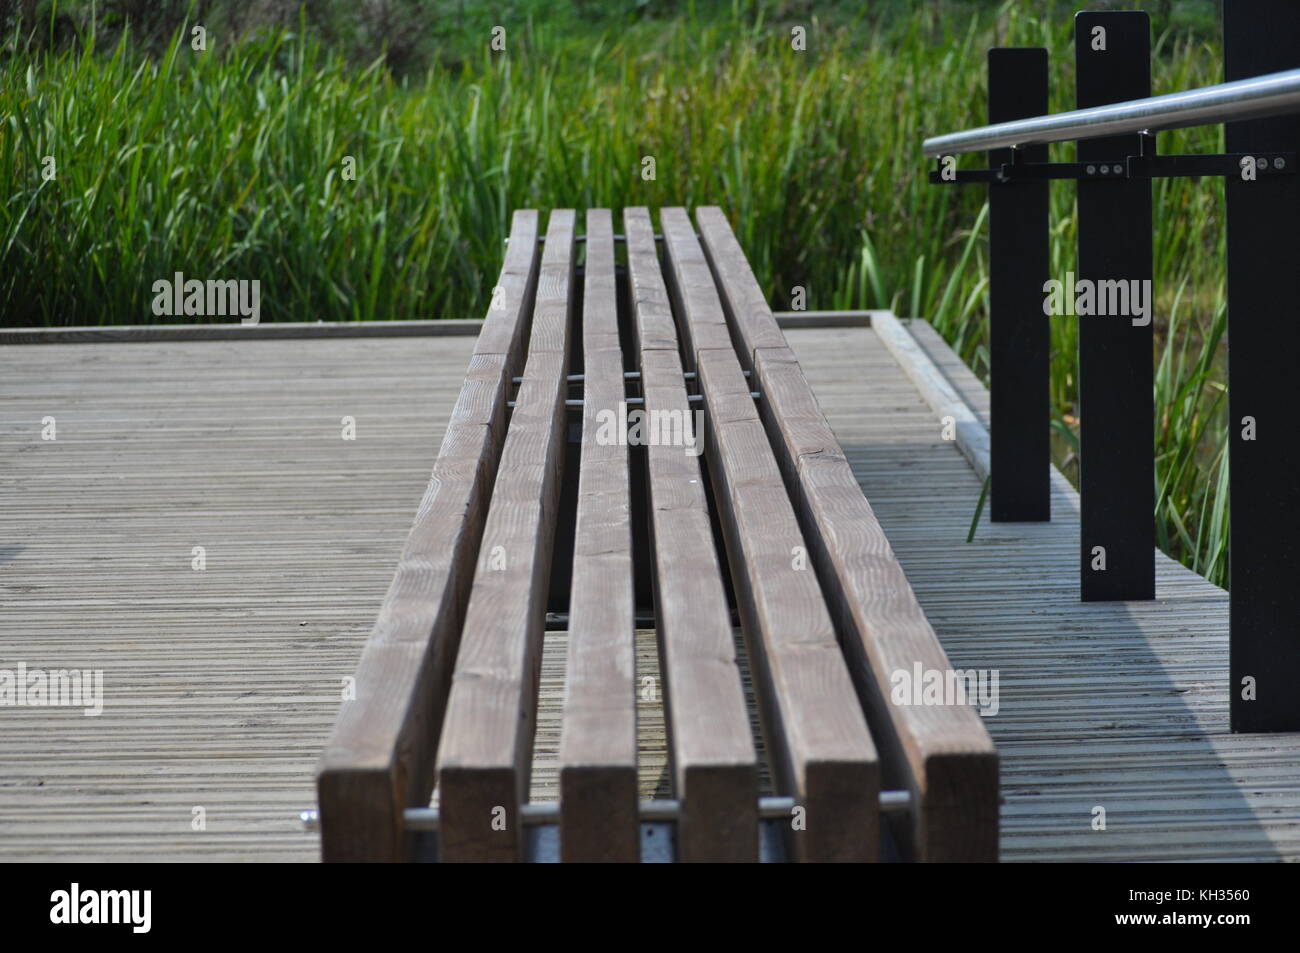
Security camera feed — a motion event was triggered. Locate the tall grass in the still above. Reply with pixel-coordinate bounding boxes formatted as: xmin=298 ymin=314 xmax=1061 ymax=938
xmin=0 ymin=3 xmax=1079 ymax=325
xmin=0 ymin=1 xmax=1233 ymax=585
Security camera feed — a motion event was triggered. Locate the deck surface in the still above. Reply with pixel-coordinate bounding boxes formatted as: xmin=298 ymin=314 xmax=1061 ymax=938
xmin=2 ymin=322 xmax=1298 ymax=861
xmin=0 ymin=336 xmax=475 ymax=860
xmin=791 ymin=322 xmax=1300 ymax=862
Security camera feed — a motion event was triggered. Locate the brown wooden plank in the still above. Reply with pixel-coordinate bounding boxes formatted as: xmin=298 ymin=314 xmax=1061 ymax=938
xmin=557 ymin=209 xmax=639 ymax=861
xmin=660 ymin=207 xmax=878 ymax=861
xmin=624 ymin=207 xmax=759 ymax=862
xmin=315 ymin=209 xmax=540 ymax=863
xmin=696 ymin=206 xmax=999 ymax=861
xmin=435 ymin=209 xmax=577 ymax=862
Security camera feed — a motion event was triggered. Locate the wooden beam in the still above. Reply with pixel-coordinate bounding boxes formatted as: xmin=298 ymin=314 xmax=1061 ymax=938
xmin=662 ymin=207 xmax=879 ymax=862
xmin=436 ymin=209 xmax=576 ymax=862
xmin=624 ymin=207 xmax=759 ymax=862
xmin=696 ymin=206 xmax=999 ymax=861
xmin=557 ymin=209 xmax=639 ymax=861
xmin=1 ymin=319 xmax=485 ymax=344
xmin=871 ymin=311 xmax=992 ymax=484
xmin=316 ymin=210 xmax=541 ymax=862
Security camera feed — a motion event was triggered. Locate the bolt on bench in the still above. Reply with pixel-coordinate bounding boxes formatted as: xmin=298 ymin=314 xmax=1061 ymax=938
xmin=314 ymin=206 xmax=997 ymax=862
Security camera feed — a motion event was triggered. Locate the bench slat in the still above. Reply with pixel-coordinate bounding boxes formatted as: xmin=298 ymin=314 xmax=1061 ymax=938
xmin=315 ymin=209 xmax=540 ymax=862
xmin=695 ymin=206 xmax=999 ymax=861
xmin=436 ymin=209 xmax=577 ymax=862
xmin=624 ymin=207 xmax=759 ymax=862
xmin=660 ymin=207 xmax=879 ymax=862
xmin=557 ymin=209 xmax=639 ymax=861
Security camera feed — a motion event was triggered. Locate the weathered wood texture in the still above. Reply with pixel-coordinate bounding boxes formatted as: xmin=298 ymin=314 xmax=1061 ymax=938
xmin=793 ymin=320 xmax=1300 ymax=862
xmin=624 ymin=207 xmax=759 ymax=861
xmin=697 ymin=207 xmax=998 ymax=861
xmin=557 ymin=210 xmax=639 ymax=861
xmin=0 ymin=313 xmax=869 ymax=347
xmin=871 ymin=310 xmax=992 ymax=485
xmin=316 ymin=209 xmax=541 ymax=861
xmin=1 ymin=320 xmax=486 ymax=345
xmin=0 ymin=333 xmax=477 ymax=861
xmin=435 ymin=210 xmax=576 ymax=862
xmin=660 ymin=207 xmax=879 ymax=861
xmin=13 ymin=288 xmax=1290 ymax=861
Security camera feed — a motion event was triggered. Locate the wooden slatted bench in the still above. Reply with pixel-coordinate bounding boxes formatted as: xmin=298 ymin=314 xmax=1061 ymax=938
xmin=315 ymin=207 xmax=998 ymax=862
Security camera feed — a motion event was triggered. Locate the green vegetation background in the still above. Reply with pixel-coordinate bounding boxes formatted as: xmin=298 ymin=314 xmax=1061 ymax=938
xmin=0 ymin=0 xmax=1229 ymax=584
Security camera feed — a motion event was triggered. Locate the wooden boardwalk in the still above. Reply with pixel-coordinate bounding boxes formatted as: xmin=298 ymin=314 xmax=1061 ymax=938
xmin=791 ymin=319 xmax=1300 ymax=862
xmin=3 ymin=317 xmax=1299 ymax=860
xmin=0 ymin=336 xmax=475 ymax=860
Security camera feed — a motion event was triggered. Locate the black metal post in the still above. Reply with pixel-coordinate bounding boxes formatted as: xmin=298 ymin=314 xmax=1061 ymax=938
xmin=1075 ymin=11 xmax=1155 ymax=602
xmin=1224 ymin=0 xmax=1300 ymax=732
xmin=988 ymin=48 xmax=1051 ymax=522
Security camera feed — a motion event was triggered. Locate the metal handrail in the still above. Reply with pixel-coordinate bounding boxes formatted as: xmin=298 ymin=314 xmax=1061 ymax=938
xmin=922 ymin=65 xmax=1300 ymax=157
